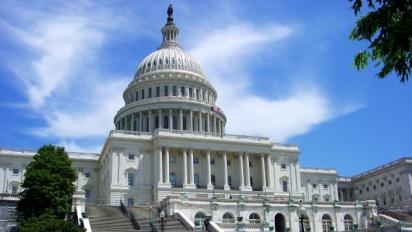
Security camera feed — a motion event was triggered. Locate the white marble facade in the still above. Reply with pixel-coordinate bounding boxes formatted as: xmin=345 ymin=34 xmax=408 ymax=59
xmin=0 ymin=8 xmax=381 ymax=231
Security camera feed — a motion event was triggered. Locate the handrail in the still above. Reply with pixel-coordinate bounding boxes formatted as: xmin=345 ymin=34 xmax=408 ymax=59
xmin=128 ymin=211 xmax=141 ymax=230
xmin=119 ymin=200 xmax=127 ymax=216
xmin=150 ymin=221 xmax=158 ymax=232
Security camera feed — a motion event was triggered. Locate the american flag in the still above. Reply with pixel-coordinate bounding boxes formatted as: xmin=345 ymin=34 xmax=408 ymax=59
xmin=211 ymin=106 xmax=220 ymax=113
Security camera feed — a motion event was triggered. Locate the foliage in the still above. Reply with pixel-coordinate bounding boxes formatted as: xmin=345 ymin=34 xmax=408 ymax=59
xmin=349 ymin=0 xmax=412 ymax=83
xmin=17 ymin=145 xmax=77 ymax=220
xmin=18 ymin=213 xmax=85 ymax=232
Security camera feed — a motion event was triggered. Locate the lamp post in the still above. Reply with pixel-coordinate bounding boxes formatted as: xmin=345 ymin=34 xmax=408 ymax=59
xmin=297 ymin=200 xmax=307 ymax=232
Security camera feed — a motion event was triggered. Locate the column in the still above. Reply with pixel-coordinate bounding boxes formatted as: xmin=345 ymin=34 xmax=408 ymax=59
xmin=207 ymin=114 xmax=210 ymax=132
xmin=222 ymin=121 xmax=225 ymax=134
xmin=273 ymin=159 xmax=278 ymax=191
xmin=239 ymin=153 xmax=245 ymax=188
xmin=213 ymin=116 xmax=217 ymax=133
xmin=189 ymin=149 xmax=195 ymax=187
xmin=158 ymin=109 xmax=162 ymax=129
xmin=125 ymin=116 xmax=129 ymax=130
xmin=148 ymin=110 xmax=152 ymax=132
xmin=261 ymin=155 xmax=267 ymax=189
xmin=266 ymin=154 xmax=273 ymax=189
xmin=206 ymin=150 xmax=213 ymax=189
xmin=165 ymin=148 xmax=170 ymax=184
xmin=189 ymin=110 xmax=193 ymax=131
xmin=139 ymin=112 xmax=143 ymax=131
xmin=245 ymin=153 xmax=251 ymax=189
xmin=183 ymin=149 xmax=188 ymax=186
xmin=223 ymin=152 xmax=230 ymax=190
xmin=177 ymin=85 xmax=181 ymax=97
xmin=131 ymin=114 xmax=135 ymax=131
xmin=169 ymin=109 xmax=173 ymax=130
xmin=199 ymin=112 xmax=203 ymax=132
xmin=179 ymin=109 xmax=183 ymax=130
xmin=193 ymin=87 xmax=197 ymax=99
xmin=295 ymin=161 xmax=301 ymax=192
xmin=157 ymin=148 xmax=163 ymax=185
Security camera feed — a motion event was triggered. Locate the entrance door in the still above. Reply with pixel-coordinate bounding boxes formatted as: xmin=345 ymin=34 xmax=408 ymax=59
xmin=275 ymin=213 xmax=286 ymax=232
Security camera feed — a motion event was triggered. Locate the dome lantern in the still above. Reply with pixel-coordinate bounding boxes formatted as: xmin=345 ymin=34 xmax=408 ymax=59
xmin=160 ymin=4 xmax=180 ymax=48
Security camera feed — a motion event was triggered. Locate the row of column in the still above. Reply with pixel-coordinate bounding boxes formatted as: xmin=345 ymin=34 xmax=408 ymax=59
xmin=126 ymin=84 xmax=216 ymax=105
xmin=156 ymin=148 xmax=275 ymax=191
xmin=116 ymin=109 xmax=225 ymax=134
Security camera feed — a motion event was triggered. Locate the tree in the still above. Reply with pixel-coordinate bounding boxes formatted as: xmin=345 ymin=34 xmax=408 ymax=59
xmin=349 ymin=0 xmax=412 ymax=83
xmin=17 ymin=145 xmax=77 ymax=220
xmin=19 ymin=213 xmax=85 ymax=232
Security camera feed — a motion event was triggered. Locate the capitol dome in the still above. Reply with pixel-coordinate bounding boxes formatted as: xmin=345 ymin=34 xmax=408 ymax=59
xmin=114 ymin=6 xmax=227 ymax=135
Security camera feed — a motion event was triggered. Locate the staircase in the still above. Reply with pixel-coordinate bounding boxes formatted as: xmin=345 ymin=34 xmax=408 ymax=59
xmin=87 ymin=205 xmax=136 ymax=232
xmin=128 ymin=206 xmax=191 ymax=232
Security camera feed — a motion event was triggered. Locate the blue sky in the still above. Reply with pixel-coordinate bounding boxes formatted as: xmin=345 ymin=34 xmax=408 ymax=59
xmin=0 ymin=1 xmax=411 ymax=177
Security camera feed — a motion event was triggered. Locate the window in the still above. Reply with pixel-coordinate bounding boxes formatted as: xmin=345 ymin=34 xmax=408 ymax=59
xmin=249 ymin=161 xmax=252 ymax=167
xmin=324 ymin=196 xmax=330 ymax=202
xmin=388 ymin=180 xmax=392 ymax=185
xmin=250 ymin=177 xmax=253 ymax=187
xmin=227 ymin=159 xmax=231 ymax=166
xmin=222 ymin=212 xmax=235 ymax=223
xmin=281 ymin=164 xmax=286 ymax=170
xmin=148 ymin=87 xmax=152 ymax=98
xmin=172 ymin=86 xmax=177 ymax=96
xmin=366 ymin=187 xmax=369 ymax=192
xmin=312 ymin=195 xmax=319 ymax=202
xmin=210 ymin=159 xmax=215 ymax=165
xmin=193 ymin=157 xmax=199 ymax=164
xmin=381 ymin=182 xmax=384 ymax=187
xmin=11 ymin=185 xmax=18 ymax=194
xmin=128 ymin=173 xmax=135 ymax=186
xmin=170 ymin=156 xmax=176 ymax=163
xmin=194 ymin=212 xmax=206 ymax=223
xmin=135 ymin=91 xmax=139 ymax=100
xmin=85 ymin=172 xmax=91 ymax=178
xmin=396 ymin=177 xmax=400 ymax=182
xmin=189 ymin=88 xmax=193 ymax=98
xmin=211 ymin=175 xmax=216 ymax=186
xmin=249 ymin=213 xmax=260 ymax=224
xmin=141 ymin=89 xmax=145 ymax=99
xmin=228 ymin=176 xmax=232 ymax=187
xmin=360 ymin=189 xmax=363 ymax=194
xmin=12 ymin=169 xmax=19 ymax=175
xmin=128 ymin=154 xmax=135 ymax=161
xmin=399 ymin=194 xmax=402 ymax=201
xmin=282 ymin=180 xmax=288 ymax=192
xmin=164 ymin=86 xmax=169 ymax=96
xmin=312 ymin=184 xmax=317 ymax=189
xmin=344 ymin=214 xmax=354 ymax=231
xmin=181 ymin=87 xmax=185 ymax=97
xmin=156 ymin=86 xmax=160 ymax=97
xmin=323 ymin=184 xmax=328 ymax=189
xmin=170 ymin=173 xmax=176 ymax=186
xmin=373 ymin=185 xmax=376 ymax=190
xmin=322 ymin=214 xmax=332 ymax=232
xmin=85 ymin=189 xmax=90 ymax=199
xmin=196 ymin=89 xmax=199 ymax=99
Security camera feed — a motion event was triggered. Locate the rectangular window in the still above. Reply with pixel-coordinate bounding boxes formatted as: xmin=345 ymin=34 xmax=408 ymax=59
xmin=12 ymin=169 xmax=19 ymax=175
xmin=227 ymin=160 xmax=231 ymax=166
xmin=210 ymin=159 xmax=215 ymax=165
xmin=181 ymin=87 xmax=185 ymax=97
xmin=136 ymin=91 xmax=139 ymax=100
xmin=156 ymin=86 xmax=160 ymax=97
xmin=164 ymin=86 xmax=169 ymax=96
xmin=141 ymin=89 xmax=145 ymax=99
xmin=85 ymin=172 xmax=91 ymax=178
xmin=282 ymin=181 xmax=288 ymax=192
xmin=196 ymin=89 xmax=199 ymax=99
xmin=128 ymin=173 xmax=135 ymax=186
xmin=85 ymin=189 xmax=90 ymax=199
xmin=128 ymin=154 xmax=135 ymax=161
xmin=148 ymin=87 xmax=152 ymax=98
xmin=323 ymin=184 xmax=328 ymax=189
xmin=189 ymin=88 xmax=193 ymax=98
xmin=193 ymin=157 xmax=199 ymax=164
xmin=12 ymin=186 xmax=18 ymax=194
xmin=173 ymin=86 xmax=177 ymax=96
xmin=281 ymin=164 xmax=286 ymax=170
xmin=249 ymin=161 xmax=252 ymax=167
xmin=312 ymin=184 xmax=317 ymax=188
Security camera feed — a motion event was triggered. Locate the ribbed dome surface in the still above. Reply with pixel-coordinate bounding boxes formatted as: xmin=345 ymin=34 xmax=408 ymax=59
xmin=135 ymin=46 xmax=204 ymax=78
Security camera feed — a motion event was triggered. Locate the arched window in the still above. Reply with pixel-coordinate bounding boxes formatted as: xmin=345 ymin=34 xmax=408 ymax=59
xmin=194 ymin=212 xmax=206 ymax=222
xmin=323 ymin=194 xmax=331 ymax=202
xmin=170 ymin=172 xmax=176 ymax=187
xmin=249 ymin=213 xmax=260 ymax=224
xmin=299 ymin=215 xmax=310 ymax=232
xmin=312 ymin=194 xmax=320 ymax=202
xmin=344 ymin=214 xmax=354 ymax=231
xmin=322 ymin=214 xmax=333 ymax=232
xmin=222 ymin=212 xmax=235 ymax=223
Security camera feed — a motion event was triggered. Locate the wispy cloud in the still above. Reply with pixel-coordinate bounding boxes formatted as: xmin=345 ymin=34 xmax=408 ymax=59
xmin=188 ymin=22 xmax=363 ymax=142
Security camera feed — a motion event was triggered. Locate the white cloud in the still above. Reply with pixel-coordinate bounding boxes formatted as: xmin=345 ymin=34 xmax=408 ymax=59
xmin=59 ymin=140 xmax=101 ymax=154
xmin=188 ymin=23 xmax=362 ymax=142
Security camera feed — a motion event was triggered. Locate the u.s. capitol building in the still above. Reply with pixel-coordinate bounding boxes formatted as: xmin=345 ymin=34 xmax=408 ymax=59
xmin=4 ymin=5 xmax=408 ymax=232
